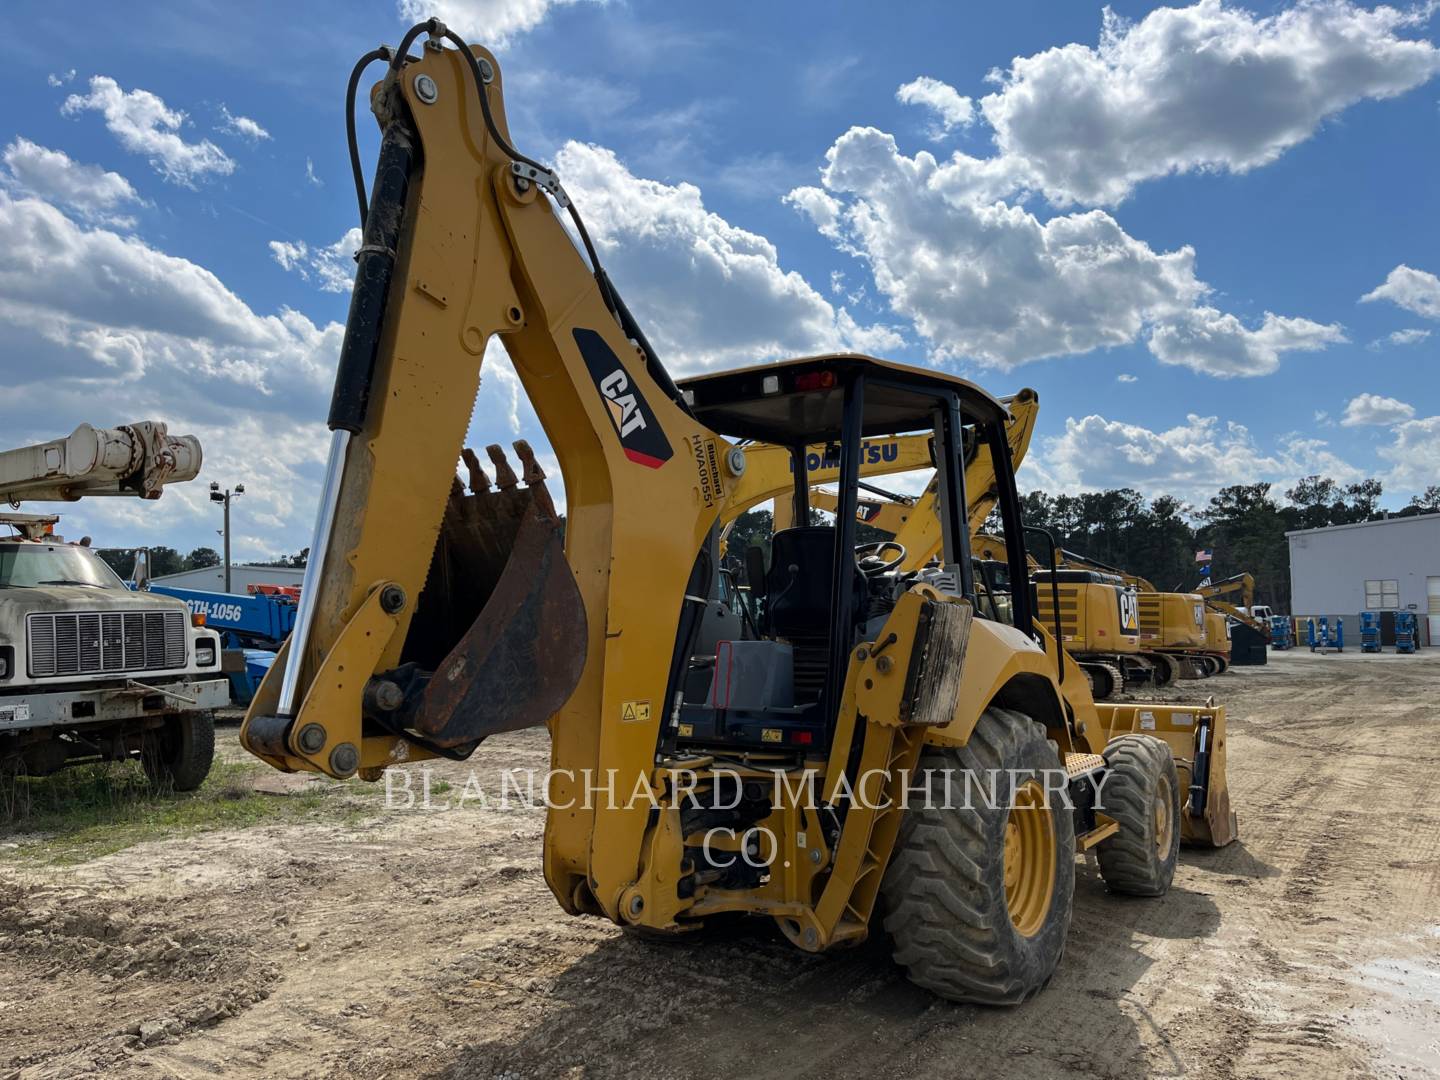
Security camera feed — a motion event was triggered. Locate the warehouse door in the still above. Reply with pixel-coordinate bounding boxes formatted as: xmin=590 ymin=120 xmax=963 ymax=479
xmin=1429 ymin=576 xmax=1440 ymax=646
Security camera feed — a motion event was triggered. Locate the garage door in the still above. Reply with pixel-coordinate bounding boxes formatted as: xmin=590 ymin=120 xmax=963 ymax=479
xmin=1429 ymin=576 xmax=1440 ymax=646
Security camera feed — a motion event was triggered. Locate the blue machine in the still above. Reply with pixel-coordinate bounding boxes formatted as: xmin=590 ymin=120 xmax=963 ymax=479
xmin=133 ymin=584 xmax=297 ymax=704
xmin=1360 ymin=612 xmax=1382 ymax=653
xmin=1395 ymin=612 xmax=1418 ymax=654
xmin=1307 ymin=617 xmax=1344 ymax=653
xmin=1269 ymin=615 xmax=1294 ymax=650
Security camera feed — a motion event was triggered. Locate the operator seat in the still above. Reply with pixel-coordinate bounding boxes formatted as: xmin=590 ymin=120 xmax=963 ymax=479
xmin=760 ymin=526 xmax=867 ymax=703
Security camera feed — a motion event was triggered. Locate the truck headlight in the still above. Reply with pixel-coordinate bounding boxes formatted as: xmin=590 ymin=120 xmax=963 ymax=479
xmin=196 ymin=639 xmax=217 ymax=667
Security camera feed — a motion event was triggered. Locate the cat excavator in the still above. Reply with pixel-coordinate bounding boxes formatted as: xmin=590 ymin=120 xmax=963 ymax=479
xmin=241 ymin=24 xmax=1236 ymax=1005
xmin=1197 ymin=573 xmax=1269 ymax=666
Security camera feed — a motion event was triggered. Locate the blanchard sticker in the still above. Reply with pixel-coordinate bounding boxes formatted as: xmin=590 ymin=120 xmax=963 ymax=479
xmin=692 ymin=436 xmax=723 ymax=508
xmin=573 ymin=328 xmax=673 ymax=469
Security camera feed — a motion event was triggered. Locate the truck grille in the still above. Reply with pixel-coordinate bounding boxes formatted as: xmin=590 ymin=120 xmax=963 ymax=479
xmin=27 ymin=610 xmax=186 ymax=677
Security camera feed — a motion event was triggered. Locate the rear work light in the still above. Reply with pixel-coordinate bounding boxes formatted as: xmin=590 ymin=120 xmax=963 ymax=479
xmin=793 ymin=370 xmax=836 ymax=392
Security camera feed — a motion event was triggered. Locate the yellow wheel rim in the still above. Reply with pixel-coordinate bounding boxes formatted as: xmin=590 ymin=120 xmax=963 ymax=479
xmin=1155 ymin=772 xmax=1174 ymax=857
xmin=1003 ymin=780 xmax=1056 ymax=938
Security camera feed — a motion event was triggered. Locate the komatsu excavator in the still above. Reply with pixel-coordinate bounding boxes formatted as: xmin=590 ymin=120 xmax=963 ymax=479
xmin=819 ymin=484 xmax=1151 ymax=699
xmin=242 ymin=24 xmax=1235 ymax=1004
xmin=808 ymin=390 xmax=1039 ymax=567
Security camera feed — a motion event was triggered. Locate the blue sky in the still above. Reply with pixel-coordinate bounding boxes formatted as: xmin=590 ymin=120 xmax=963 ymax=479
xmin=1 ymin=0 xmax=1437 ymax=561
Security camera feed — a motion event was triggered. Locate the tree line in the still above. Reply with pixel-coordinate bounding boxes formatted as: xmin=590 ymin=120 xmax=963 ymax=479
xmin=95 ymin=545 xmax=308 ymax=580
xmin=727 ymin=478 xmax=1440 ymax=613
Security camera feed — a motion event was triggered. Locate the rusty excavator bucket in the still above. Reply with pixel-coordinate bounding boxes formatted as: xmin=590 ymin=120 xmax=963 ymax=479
xmin=374 ymin=440 xmax=586 ymax=750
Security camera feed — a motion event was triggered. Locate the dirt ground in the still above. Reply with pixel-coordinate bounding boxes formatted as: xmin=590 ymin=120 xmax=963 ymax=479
xmin=2 ymin=649 xmax=1438 ymax=1080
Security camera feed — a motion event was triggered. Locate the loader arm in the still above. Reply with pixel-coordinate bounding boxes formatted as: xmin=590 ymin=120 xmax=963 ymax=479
xmin=240 ymin=35 xmax=734 ymax=915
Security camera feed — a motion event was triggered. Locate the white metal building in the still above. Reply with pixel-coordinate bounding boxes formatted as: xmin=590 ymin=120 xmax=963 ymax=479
xmin=1287 ymin=514 xmax=1440 ymax=645
xmin=150 ymin=564 xmax=305 ymax=595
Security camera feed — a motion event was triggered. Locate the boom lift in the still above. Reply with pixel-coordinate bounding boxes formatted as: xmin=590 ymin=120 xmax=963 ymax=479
xmin=241 ymin=25 xmax=1235 ymax=1003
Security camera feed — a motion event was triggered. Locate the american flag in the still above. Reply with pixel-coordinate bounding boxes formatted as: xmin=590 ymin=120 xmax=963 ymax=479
xmin=1195 ymin=549 xmax=1213 ymax=563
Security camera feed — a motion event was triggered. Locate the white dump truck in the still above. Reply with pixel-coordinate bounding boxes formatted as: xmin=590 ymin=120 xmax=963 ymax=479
xmin=0 ymin=423 xmax=228 ymax=789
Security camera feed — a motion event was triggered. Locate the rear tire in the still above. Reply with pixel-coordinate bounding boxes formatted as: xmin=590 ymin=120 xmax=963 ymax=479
xmin=1096 ymin=735 xmax=1180 ymax=897
xmin=882 ymin=707 xmax=1075 ymax=1004
xmin=142 ymin=711 xmax=215 ymax=792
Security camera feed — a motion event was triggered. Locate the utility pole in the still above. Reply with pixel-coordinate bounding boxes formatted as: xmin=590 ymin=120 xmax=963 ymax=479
xmin=209 ymin=481 xmax=246 ymax=593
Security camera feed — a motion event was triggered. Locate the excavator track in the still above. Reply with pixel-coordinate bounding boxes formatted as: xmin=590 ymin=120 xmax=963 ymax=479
xmin=1080 ymin=660 xmax=1125 ymax=700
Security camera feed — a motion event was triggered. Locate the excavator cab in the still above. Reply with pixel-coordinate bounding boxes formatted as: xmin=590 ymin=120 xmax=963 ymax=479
xmin=667 ymin=355 xmax=1032 ymax=756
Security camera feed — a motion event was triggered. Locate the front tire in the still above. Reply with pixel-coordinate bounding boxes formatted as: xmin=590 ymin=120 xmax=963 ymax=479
xmin=882 ymin=707 xmax=1075 ymax=1004
xmin=1096 ymin=735 xmax=1180 ymax=897
xmin=142 ymin=711 xmax=215 ymax=792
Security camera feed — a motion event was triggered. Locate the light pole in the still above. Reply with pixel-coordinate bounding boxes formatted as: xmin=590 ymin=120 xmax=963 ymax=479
xmin=209 ymin=481 xmax=245 ymax=593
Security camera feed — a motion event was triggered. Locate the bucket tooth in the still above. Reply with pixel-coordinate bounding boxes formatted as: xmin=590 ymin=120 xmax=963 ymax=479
xmin=462 ymin=447 xmax=492 ymax=494
xmin=512 ymin=440 xmax=559 ymax=518
xmin=514 ymin=439 xmax=546 ymax=483
xmin=487 ymin=444 xmax=519 ymax=490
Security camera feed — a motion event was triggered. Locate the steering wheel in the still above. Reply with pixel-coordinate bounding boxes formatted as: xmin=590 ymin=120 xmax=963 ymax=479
xmin=854 ymin=540 xmax=907 ymax=575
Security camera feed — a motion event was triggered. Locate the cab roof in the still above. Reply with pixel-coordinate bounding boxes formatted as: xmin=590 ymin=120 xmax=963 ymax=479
xmin=677 ymin=355 xmax=1010 ymax=444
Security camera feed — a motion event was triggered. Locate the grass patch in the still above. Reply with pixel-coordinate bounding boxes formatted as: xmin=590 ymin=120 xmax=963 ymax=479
xmin=0 ymin=758 xmax=383 ymax=866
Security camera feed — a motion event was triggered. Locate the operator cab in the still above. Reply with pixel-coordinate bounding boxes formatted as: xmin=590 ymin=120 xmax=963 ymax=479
xmin=666 ymin=355 xmax=1036 ymax=757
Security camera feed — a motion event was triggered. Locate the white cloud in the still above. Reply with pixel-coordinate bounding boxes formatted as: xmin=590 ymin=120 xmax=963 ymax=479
xmin=555 ymin=141 xmax=901 ymax=373
xmin=1117 ymin=373 xmax=1137 ymax=383
xmin=1147 ymin=306 xmax=1345 ymax=377
xmin=1342 ymin=392 xmax=1415 ymax=427
xmin=790 ymin=127 xmax=1341 ymax=374
xmin=1361 ymin=264 xmax=1440 ymax=320
xmin=47 ymin=69 xmax=76 ymax=88
xmin=1 ymin=137 xmax=141 ymax=224
xmin=268 ymin=228 xmax=361 ymax=293
xmin=1026 ymin=411 xmax=1362 ymax=502
xmin=1386 ymin=328 xmax=1431 ymax=346
xmin=305 ymin=158 xmax=323 ymax=187
xmin=1380 ymin=415 xmax=1440 ymax=493
xmin=62 ymin=77 xmax=234 ymax=186
xmin=896 ymin=76 xmax=975 ymax=137
xmin=980 ymin=0 xmax=1440 ymax=206
xmin=0 ymin=189 xmax=342 ymax=557
xmin=396 ymin=0 xmax=598 ymax=48
xmin=218 ymin=105 xmax=271 ymax=142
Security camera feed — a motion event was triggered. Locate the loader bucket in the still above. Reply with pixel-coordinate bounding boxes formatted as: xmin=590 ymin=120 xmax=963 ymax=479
xmin=1096 ymin=701 xmax=1237 ymax=848
xmin=377 ymin=440 xmax=587 ymax=749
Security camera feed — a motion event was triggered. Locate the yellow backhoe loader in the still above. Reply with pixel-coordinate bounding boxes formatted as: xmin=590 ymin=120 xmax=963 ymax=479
xmin=242 ymin=25 xmax=1236 ymax=1004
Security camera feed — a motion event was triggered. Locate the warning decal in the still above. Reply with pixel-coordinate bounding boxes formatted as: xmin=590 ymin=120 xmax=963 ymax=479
xmin=621 ymin=700 xmax=651 ymax=723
